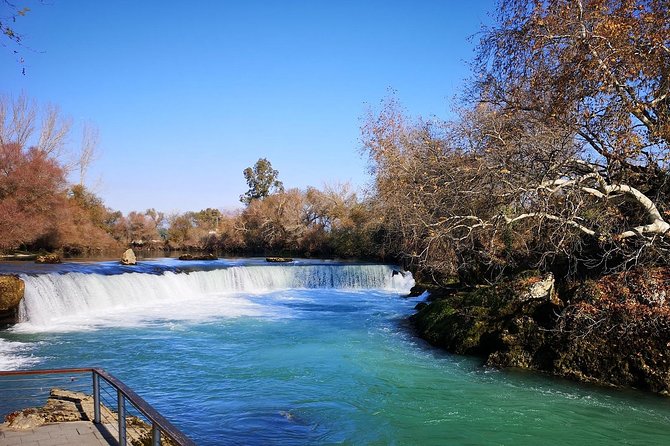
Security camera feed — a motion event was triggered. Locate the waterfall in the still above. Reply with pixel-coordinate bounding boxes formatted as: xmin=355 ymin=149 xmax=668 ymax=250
xmin=17 ymin=264 xmax=414 ymax=327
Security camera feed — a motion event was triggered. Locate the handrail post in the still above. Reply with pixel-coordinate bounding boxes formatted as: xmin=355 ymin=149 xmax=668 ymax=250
xmin=92 ymin=371 xmax=101 ymax=424
xmin=152 ymin=423 xmax=161 ymax=446
xmin=118 ymin=389 xmax=127 ymax=446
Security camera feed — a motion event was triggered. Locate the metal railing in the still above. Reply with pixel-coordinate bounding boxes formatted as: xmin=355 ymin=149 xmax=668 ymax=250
xmin=0 ymin=367 xmax=196 ymax=446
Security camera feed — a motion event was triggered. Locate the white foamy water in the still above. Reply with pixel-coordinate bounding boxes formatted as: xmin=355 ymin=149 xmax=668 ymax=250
xmin=14 ymin=264 xmax=414 ymax=332
xmin=0 ymin=339 xmax=41 ymax=370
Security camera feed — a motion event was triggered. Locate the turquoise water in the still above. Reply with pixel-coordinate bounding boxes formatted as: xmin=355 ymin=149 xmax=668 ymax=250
xmin=1 ymin=260 xmax=670 ymax=445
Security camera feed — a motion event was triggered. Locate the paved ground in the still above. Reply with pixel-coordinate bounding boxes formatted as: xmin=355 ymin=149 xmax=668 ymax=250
xmin=0 ymin=421 xmax=117 ymax=446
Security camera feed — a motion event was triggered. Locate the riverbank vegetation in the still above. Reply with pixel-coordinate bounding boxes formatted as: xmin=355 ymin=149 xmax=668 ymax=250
xmin=364 ymin=0 xmax=669 ymax=283
xmin=386 ymin=0 xmax=670 ymax=393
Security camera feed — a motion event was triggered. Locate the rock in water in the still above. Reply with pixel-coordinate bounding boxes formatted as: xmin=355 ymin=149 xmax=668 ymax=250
xmin=0 ymin=275 xmax=24 ymax=324
xmin=35 ymin=254 xmax=61 ymax=264
xmin=0 ymin=275 xmax=24 ymax=311
xmin=121 ymin=249 xmax=137 ymax=265
xmin=411 ymin=270 xmax=562 ymax=368
xmin=412 ymin=267 xmax=670 ymax=394
xmin=178 ymin=253 xmax=217 ymax=261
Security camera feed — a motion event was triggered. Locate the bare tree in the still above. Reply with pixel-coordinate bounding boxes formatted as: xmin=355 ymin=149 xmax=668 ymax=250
xmin=77 ymin=123 xmax=99 ymax=185
xmin=38 ymin=104 xmax=72 ymax=157
xmin=364 ymin=101 xmax=669 ymax=282
xmin=0 ymin=93 xmax=98 ymax=181
xmin=363 ymin=1 xmax=669 ymax=282
xmin=0 ymin=93 xmax=35 ymax=147
xmin=477 ymin=0 xmax=669 ymax=171
xmin=473 ymin=0 xmax=670 ymax=266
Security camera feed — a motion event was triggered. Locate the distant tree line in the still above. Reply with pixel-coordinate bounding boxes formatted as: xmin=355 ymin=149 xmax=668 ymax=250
xmin=157 ymin=181 xmax=385 ymax=258
xmin=0 ymin=106 xmax=386 ymax=259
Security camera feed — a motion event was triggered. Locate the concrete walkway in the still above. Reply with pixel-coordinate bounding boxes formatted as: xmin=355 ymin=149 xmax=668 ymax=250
xmin=0 ymin=421 xmax=117 ymax=446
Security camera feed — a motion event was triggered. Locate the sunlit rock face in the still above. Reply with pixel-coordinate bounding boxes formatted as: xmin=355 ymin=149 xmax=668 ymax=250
xmin=121 ymin=249 xmax=137 ymax=265
xmin=35 ymin=254 xmax=62 ymax=264
xmin=0 ymin=275 xmax=24 ymax=324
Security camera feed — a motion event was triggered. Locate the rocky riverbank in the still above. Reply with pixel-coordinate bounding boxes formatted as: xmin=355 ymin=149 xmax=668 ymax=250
xmin=3 ymin=388 xmax=110 ymax=429
xmin=411 ymin=267 xmax=670 ymax=394
xmin=2 ymin=388 xmax=174 ymax=445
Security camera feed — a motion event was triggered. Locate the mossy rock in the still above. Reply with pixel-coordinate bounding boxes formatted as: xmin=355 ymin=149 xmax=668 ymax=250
xmin=411 ymin=300 xmax=497 ymax=355
xmin=411 ymin=270 xmax=559 ymax=368
xmin=414 ymin=266 xmax=670 ymax=394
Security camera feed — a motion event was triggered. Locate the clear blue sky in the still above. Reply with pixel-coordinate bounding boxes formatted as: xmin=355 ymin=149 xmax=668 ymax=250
xmin=2 ymin=1 xmax=494 ymax=214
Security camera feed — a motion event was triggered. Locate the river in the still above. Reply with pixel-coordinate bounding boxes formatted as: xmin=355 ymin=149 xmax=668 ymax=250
xmin=0 ymin=258 xmax=669 ymax=445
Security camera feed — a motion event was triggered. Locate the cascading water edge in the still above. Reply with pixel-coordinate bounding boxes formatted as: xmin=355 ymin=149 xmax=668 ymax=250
xmin=15 ymin=264 xmax=414 ymax=331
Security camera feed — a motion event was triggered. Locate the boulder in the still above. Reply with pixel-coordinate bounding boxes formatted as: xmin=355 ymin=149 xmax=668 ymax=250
xmin=524 ymin=272 xmax=555 ymax=300
xmin=121 ymin=248 xmax=137 ymax=265
xmin=407 ymin=284 xmax=426 ymax=297
xmin=0 ymin=275 xmax=24 ymax=311
xmin=35 ymin=254 xmax=61 ymax=264
xmin=517 ymin=272 xmax=561 ymax=306
xmin=0 ymin=275 xmax=24 ymax=325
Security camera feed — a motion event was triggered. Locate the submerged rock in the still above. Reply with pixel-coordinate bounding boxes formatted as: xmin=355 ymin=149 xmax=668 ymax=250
xmin=121 ymin=248 xmax=137 ymax=265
